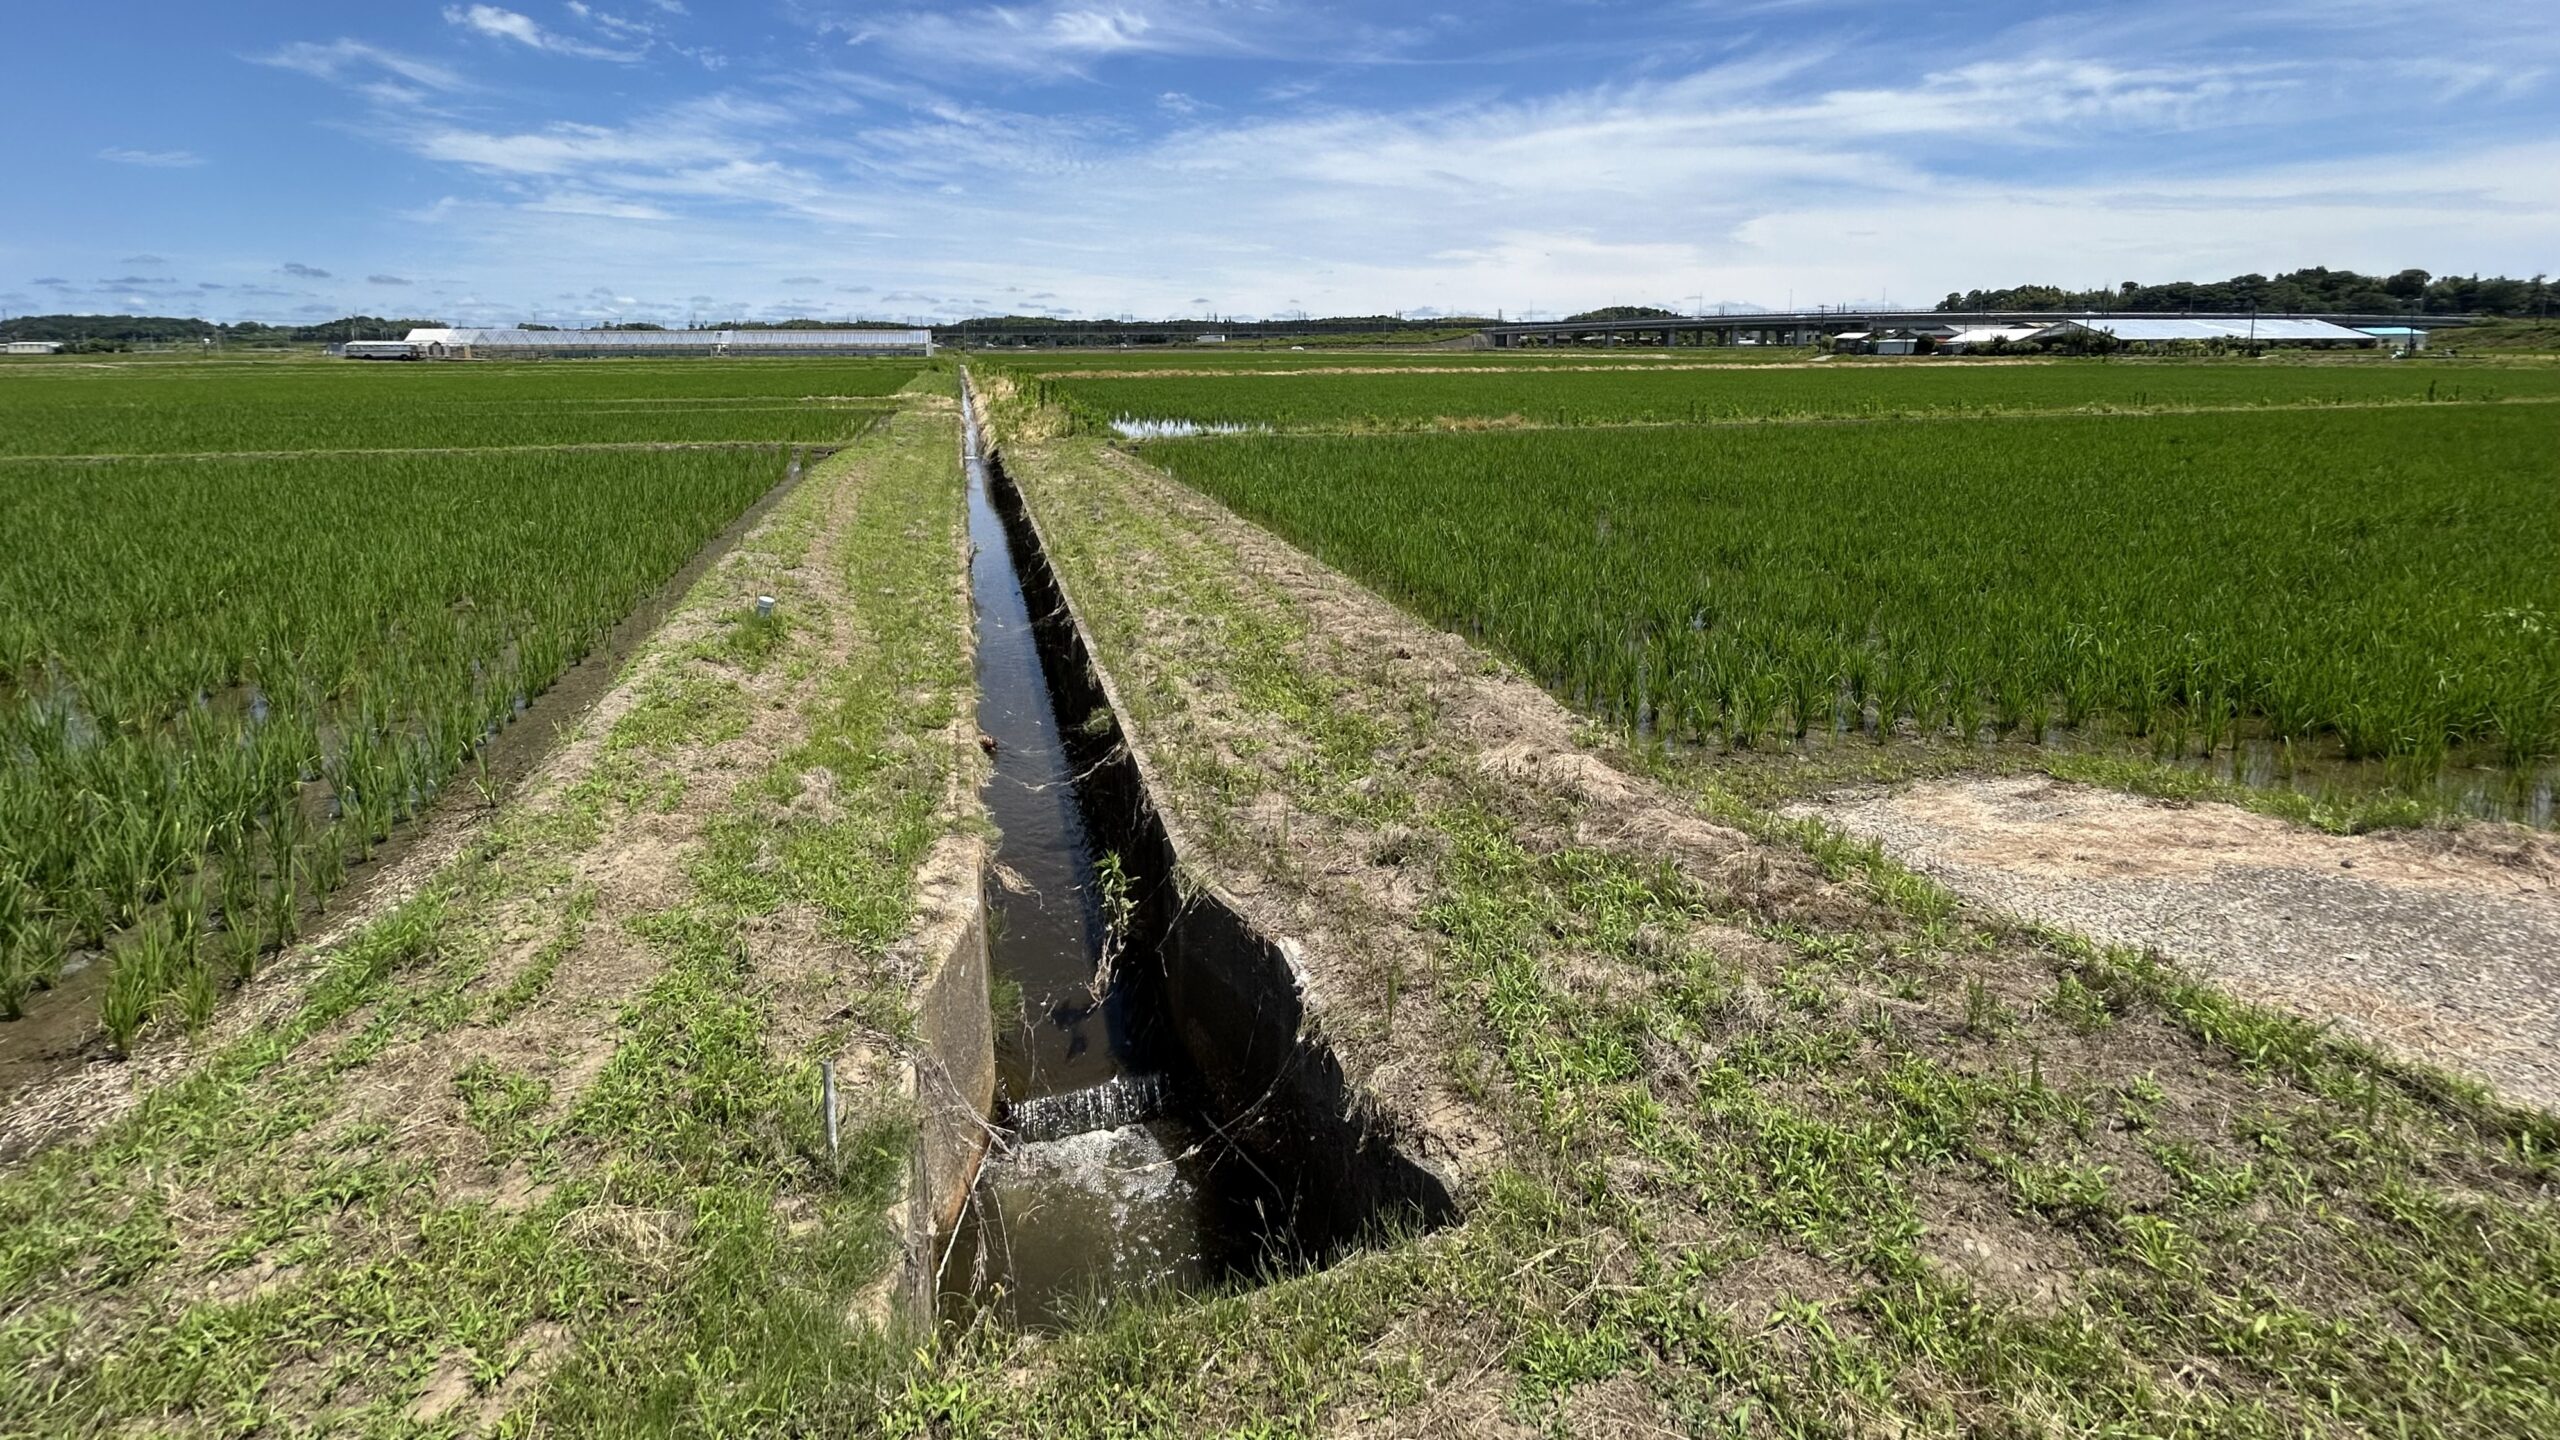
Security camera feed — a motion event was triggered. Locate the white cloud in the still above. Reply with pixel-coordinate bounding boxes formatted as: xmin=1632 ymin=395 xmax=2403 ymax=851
xmin=521 ymin=190 xmax=677 ymax=220
xmin=444 ymin=5 xmax=642 ymax=61
xmin=98 ymin=147 xmax=204 ymax=167
xmin=257 ymin=39 xmax=465 ymax=94
xmin=566 ymin=2 xmax=661 ymax=41
xmin=847 ymin=1 xmax=1323 ymax=77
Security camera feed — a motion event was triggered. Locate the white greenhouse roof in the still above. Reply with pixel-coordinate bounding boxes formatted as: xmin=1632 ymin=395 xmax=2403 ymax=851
xmin=2034 ymin=317 xmax=2371 ymax=343
xmin=405 ymin=327 xmax=931 ymax=349
xmin=1943 ymin=326 xmax=2047 ymax=345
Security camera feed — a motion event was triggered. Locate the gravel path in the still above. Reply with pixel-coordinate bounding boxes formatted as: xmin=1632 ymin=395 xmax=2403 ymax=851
xmin=1787 ymin=775 xmax=2560 ymax=1113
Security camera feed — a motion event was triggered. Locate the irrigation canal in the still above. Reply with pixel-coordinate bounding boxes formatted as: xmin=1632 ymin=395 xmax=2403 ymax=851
xmin=941 ymin=374 xmax=1288 ymax=1329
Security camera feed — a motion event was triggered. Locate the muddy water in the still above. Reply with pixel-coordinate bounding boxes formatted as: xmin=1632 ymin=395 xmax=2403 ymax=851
xmin=945 ymin=377 xmax=1283 ymax=1330
xmin=963 ymin=429 xmax=1120 ymax=1099
xmin=2174 ymin=737 xmax=2557 ymax=829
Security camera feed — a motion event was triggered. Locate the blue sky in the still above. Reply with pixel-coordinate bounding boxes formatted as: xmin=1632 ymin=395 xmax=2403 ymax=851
xmin=6 ymin=2 xmax=2554 ymax=325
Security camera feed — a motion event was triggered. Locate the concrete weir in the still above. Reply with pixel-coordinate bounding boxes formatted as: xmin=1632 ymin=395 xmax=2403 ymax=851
xmin=930 ymin=375 xmax=1456 ymax=1328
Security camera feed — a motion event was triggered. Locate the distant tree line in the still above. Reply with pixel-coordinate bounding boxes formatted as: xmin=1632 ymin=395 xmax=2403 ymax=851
xmin=1938 ymin=268 xmax=2552 ymax=317
xmin=1563 ymin=306 xmax=1684 ymax=322
xmin=0 ymin=314 xmax=445 ymax=350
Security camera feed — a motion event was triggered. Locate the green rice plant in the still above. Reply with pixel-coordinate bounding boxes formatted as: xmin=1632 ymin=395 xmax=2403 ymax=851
xmin=261 ymin=861 xmax=301 ymax=954
xmin=218 ymin=915 xmax=263 ymax=983
xmin=0 ymin=422 xmax=818 ymax=1027
xmin=1055 ymin=361 xmax=2560 ymax=434
xmin=1141 ymin=405 xmax=2560 ymax=791
xmin=101 ymin=914 xmax=184 ymax=1052
xmin=173 ymin=949 xmax=220 ymax=1035
xmin=0 ymin=357 xmax=912 ymax=455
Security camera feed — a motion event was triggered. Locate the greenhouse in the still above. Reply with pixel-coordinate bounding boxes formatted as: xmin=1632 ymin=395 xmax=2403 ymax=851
xmin=400 ymin=326 xmax=933 ymax=358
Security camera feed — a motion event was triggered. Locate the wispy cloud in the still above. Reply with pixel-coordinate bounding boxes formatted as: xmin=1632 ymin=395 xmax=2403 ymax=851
xmin=566 ymin=1 xmax=661 ymax=42
xmin=281 ymin=262 xmax=333 ymax=279
xmin=840 ymin=1 xmax=1358 ymax=78
xmin=445 ymin=5 xmax=642 ymax=61
xmin=257 ymin=38 xmax=466 ymax=103
xmin=99 ymin=147 xmax=204 ymax=167
xmin=367 ymin=274 xmax=413 ymax=285
xmin=520 ymin=191 xmax=677 ymax=220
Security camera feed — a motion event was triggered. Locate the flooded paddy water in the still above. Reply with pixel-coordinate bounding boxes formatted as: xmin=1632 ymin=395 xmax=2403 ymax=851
xmin=1592 ymin=683 xmax=2560 ymax=833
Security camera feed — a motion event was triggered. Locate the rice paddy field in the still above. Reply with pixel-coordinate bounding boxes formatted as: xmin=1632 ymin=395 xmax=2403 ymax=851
xmin=0 ymin=357 xmax=908 ymax=455
xmin=4 ymin=347 xmax=2558 ymax=1438
xmin=0 ymin=356 xmax=913 ymax=1028
xmin=1000 ymin=347 xmax=1808 ymax=371
xmin=1010 ymin=352 xmax=2560 ymax=823
xmin=1045 ymin=360 xmax=2560 ymax=431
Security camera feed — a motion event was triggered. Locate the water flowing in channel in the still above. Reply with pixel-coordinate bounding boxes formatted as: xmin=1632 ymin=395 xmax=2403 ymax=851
xmin=947 ymin=374 xmax=1275 ymax=1330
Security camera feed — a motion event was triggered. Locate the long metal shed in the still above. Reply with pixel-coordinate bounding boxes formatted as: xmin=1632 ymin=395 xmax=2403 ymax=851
xmin=2029 ymin=317 xmax=2374 ymax=344
xmin=403 ymin=327 xmax=933 ymax=358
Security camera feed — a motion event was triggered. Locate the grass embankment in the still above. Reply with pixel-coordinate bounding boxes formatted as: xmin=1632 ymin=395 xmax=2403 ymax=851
xmin=2433 ymin=320 xmax=2560 ymax=353
xmin=0 ymin=392 xmax=978 ymax=1434
xmin=909 ymin=371 xmax=2560 ymax=1436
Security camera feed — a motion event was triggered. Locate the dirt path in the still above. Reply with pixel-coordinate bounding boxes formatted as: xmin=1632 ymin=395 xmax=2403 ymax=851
xmin=1789 ymin=775 xmax=2560 ymax=1111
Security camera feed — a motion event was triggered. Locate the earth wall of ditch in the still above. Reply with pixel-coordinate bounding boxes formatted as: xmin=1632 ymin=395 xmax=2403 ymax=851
xmin=975 ymin=409 xmax=1459 ymax=1251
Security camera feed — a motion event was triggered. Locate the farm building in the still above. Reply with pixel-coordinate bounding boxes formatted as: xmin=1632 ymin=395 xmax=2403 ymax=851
xmin=1939 ymin=325 xmax=2047 ymax=352
xmin=1829 ymin=331 xmax=1927 ymax=355
xmin=402 ymin=327 xmax=933 ymax=359
xmin=2028 ymin=317 xmax=2374 ymax=347
xmin=2356 ymin=325 xmax=2430 ymax=350
xmin=3 ymin=339 xmax=65 ymax=355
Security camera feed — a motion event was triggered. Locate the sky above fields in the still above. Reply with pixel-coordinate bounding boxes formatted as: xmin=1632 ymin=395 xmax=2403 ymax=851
xmin=7 ymin=1 xmax=2556 ymax=325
